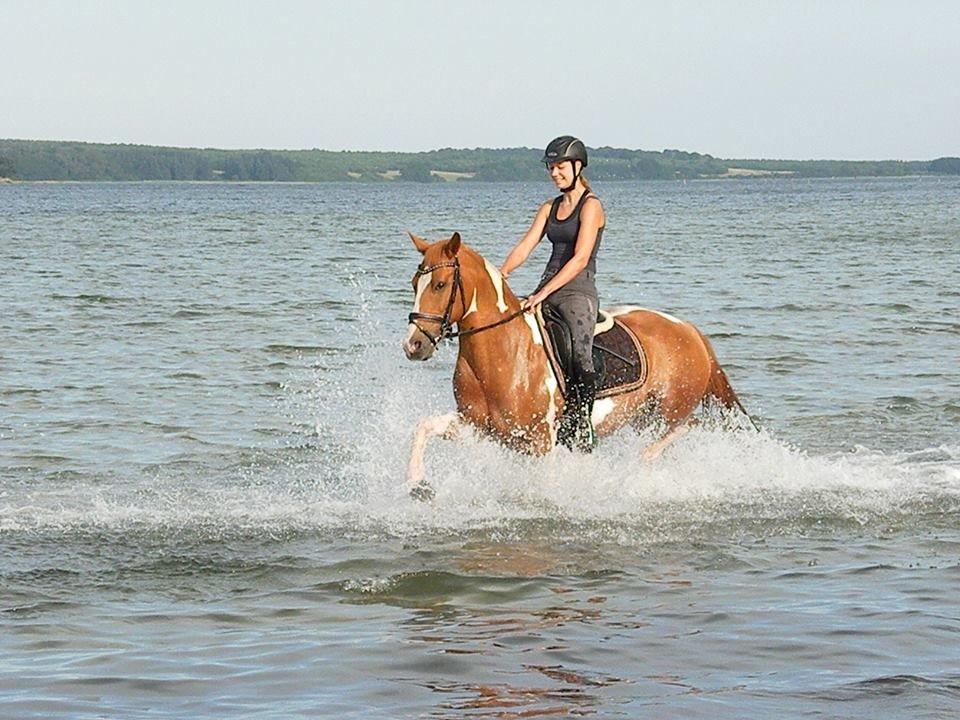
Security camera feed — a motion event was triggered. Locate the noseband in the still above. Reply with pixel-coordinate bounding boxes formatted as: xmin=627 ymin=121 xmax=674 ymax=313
xmin=408 ymin=257 xmax=524 ymax=346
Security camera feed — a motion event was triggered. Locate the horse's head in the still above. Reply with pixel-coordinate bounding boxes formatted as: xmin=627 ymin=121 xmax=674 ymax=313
xmin=403 ymin=231 xmax=467 ymax=360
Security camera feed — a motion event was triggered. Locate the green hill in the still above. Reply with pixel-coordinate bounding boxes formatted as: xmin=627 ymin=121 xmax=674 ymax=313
xmin=0 ymin=139 xmax=956 ymax=182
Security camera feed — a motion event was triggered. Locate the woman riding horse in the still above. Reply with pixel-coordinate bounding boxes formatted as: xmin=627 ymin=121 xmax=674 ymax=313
xmin=500 ymin=136 xmax=603 ymax=452
xmin=403 ymin=231 xmax=751 ymax=497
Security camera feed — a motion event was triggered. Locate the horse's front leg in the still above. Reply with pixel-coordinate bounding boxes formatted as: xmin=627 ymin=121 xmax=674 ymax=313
xmin=408 ymin=412 xmax=461 ymax=498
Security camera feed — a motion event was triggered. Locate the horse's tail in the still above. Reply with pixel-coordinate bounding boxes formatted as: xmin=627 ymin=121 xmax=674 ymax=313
xmin=699 ymin=332 xmax=759 ymax=430
xmin=706 ymin=364 xmax=747 ymax=413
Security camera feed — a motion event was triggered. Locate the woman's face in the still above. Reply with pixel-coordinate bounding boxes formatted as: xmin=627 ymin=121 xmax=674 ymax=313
xmin=546 ymin=160 xmax=576 ymax=188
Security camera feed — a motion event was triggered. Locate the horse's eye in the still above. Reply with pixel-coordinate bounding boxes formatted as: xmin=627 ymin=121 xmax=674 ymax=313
xmin=434 ymin=281 xmax=446 ymax=291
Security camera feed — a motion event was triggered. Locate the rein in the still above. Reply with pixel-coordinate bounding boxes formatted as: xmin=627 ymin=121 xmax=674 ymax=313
xmin=408 ymin=257 xmax=524 ymax=346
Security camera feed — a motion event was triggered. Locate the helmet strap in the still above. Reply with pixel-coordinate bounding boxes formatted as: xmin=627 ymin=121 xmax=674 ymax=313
xmin=560 ymin=161 xmax=581 ymax=193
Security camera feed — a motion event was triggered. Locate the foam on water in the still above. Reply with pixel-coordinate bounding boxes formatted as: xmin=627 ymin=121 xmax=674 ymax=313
xmin=3 ymin=328 xmax=958 ymax=545
xmin=2 ymin=437 xmax=958 ymax=548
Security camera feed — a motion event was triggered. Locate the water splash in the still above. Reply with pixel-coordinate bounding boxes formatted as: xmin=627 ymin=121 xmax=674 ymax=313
xmin=6 ymin=333 xmax=956 ymax=547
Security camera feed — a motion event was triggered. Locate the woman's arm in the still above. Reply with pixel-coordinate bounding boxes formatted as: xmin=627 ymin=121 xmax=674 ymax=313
xmin=523 ymin=198 xmax=604 ymax=309
xmin=499 ymin=202 xmax=552 ymax=278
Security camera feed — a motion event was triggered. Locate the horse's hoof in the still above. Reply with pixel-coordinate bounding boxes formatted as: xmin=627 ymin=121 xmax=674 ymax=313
xmin=410 ymin=482 xmax=435 ymax=502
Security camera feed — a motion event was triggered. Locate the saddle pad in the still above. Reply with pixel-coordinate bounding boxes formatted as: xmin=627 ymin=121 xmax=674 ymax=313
xmin=593 ymin=319 xmax=647 ymax=399
xmin=534 ymin=307 xmax=648 ymax=400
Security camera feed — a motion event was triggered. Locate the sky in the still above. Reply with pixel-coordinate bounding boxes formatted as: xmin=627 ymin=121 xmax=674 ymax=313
xmin=2 ymin=0 xmax=958 ymax=159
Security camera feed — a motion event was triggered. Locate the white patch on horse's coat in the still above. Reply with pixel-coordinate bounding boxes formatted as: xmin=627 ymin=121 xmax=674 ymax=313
xmin=424 ymin=412 xmax=458 ymax=437
xmin=523 ymin=312 xmax=557 ymax=445
xmin=483 ymin=259 xmax=508 ymax=313
xmin=462 ymin=288 xmax=478 ymax=318
xmin=408 ymin=412 xmax=459 ymax=488
xmin=523 ymin=313 xmax=543 ymax=346
xmin=544 ymin=374 xmax=558 ymax=447
xmin=607 ymin=305 xmax=685 ymax=324
xmin=652 ymin=309 xmax=684 ymax=324
xmin=606 ymin=305 xmax=643 ymax=316
xmin=511 ymin=348 xmax=530 ymax=391
xmin=592 ymin=397 xmax=616 ymax=427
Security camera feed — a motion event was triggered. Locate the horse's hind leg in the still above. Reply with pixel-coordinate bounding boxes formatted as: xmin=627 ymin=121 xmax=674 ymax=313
xmin=641 ymin=422 xmax=691 ymax=460
xmin=408 ymin=412 xmax=460 ymax=497
xmin=630 ymin=393 xmax=697 ymax=461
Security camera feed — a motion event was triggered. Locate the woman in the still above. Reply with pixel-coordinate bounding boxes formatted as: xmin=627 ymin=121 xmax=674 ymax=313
xmin=499 ymin=135 xmax=605 ymax=452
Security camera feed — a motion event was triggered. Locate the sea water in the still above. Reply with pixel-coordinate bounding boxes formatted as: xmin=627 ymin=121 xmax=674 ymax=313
xmin=1 ymin=178 xmax=959 ymax=718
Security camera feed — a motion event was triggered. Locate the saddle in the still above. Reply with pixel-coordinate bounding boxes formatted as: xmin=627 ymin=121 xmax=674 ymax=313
xmin=536 ymin=304 xmax=647 ymax=400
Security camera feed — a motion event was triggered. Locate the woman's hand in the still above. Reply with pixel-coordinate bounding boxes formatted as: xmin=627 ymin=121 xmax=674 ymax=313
xmin=522 ymin=290 xmax=550 ymax=312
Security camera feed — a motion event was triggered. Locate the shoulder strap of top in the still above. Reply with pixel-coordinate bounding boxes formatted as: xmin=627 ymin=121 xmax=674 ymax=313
xmin=549 ymin=191 xmax=596 ymax=225
xmin=572 ymin=190 xmax=593 ymax=217
xmin=548 ymin=195 xmax=562 ymax=222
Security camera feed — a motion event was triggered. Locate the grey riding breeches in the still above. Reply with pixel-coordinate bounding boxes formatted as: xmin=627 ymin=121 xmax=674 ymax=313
xmin=540 ymin=272 xmax=598 ymax=381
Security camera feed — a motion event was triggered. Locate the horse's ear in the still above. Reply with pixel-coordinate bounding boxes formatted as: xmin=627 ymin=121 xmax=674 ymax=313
xmin=443 ymin=232 xmax=461 ymax=258
xmin=408 ymin=231 xmax=430 ymax=255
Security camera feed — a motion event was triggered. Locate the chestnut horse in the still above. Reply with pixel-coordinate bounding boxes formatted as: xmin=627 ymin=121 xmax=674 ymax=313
xmin=403 ymin=232 xmax=750 ymax=495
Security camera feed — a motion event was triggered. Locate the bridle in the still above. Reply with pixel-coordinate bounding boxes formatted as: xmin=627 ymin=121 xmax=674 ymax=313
xmin=408 ymin=259 xmax=465 ymax=347
xmin=408 ymin=256 xmax=524 ymax=347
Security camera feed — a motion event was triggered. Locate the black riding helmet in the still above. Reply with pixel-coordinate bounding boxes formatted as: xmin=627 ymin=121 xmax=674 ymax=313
xmin=542 ymin=136 xmax=588 ymax=192
xmin=541 ymin=135 xmax=588 ymax=168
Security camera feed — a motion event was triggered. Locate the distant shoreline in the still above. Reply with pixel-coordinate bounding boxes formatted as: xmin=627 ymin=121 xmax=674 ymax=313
xmin=2 ymin=176 xmax=947 ymax=187
xmin=1 ymin=139 xmax=957 ymax=182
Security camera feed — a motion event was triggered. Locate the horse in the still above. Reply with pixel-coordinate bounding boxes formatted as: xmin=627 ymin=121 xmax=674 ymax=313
xmin=402 ymin=231 xmax=751 ymax=496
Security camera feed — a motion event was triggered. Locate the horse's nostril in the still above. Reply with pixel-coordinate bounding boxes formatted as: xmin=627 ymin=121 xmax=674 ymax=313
xmin=413 ymin=340 xmax=422 ymax=350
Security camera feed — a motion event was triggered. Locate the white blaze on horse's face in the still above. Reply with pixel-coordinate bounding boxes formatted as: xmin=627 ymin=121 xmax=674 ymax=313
xmin=404 ymin=271 xmax=436 ymax=361
xmin=412 ymin=271 xmax=432 ymax=314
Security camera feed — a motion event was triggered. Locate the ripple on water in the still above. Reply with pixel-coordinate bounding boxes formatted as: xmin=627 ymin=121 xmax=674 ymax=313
xmin=2 ymin=178 xmax=960 ymax=717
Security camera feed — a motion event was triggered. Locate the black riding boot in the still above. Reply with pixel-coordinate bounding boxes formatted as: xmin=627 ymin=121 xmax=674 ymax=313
xmin=573 ymin=373 xmax=597 ymax=453
xmin=558 ymin=373 xmax=597 ymax=453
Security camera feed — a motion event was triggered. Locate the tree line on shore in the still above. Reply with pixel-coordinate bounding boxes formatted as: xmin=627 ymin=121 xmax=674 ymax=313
xmin=1 ymin=139 xmax=957 ymax=182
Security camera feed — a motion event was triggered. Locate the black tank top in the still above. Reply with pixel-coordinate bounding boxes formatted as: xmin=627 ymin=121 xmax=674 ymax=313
xmin=543 ymin=191 xmax=603 ymax=276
